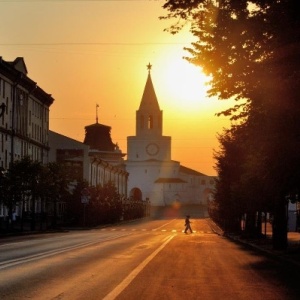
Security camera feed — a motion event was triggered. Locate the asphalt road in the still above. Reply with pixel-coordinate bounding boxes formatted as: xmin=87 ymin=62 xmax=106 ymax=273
xmin=0 ymin=218 xmax=300 ymax=300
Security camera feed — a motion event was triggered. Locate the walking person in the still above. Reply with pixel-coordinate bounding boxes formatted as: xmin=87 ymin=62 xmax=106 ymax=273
xmin=184 ymin=215 xmax=193 ymax=234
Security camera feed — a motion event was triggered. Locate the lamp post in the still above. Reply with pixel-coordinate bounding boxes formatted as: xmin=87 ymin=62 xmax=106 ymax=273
xmin=0 ymin=102 xmax=5 ymax=117
xmin=81 ymin=188 xmax=90 ymax=227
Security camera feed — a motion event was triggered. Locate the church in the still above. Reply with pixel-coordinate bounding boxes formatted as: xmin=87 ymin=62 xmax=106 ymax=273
xmin=126 ymin=64 xmax=215 ymax=207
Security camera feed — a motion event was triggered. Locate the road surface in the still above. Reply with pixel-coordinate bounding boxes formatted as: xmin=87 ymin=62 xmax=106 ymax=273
xmin=0 ymin=217 xmax=300 ymax=299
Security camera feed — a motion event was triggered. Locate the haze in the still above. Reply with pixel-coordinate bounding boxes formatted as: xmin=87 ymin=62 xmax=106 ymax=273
xmin=0 ymin=0 xmax=236 ymax=175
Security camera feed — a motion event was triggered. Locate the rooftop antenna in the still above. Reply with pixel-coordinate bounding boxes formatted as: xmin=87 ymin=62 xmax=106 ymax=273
xmin=96 ymin=103 xmax=99 ymax=124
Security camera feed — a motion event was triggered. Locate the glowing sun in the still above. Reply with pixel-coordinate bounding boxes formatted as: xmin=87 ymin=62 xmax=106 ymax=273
xmin=159 ymin=58 xmax=210 ymax=113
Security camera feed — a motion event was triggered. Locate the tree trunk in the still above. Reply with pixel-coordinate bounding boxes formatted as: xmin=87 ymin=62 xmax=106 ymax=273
xmin=30 ymin=195 xmax=36 ymax=231
xmin=20 ymin=199 xmax=25 ymax=232
xmin=255 ymin=211 xmax=262 ymax=237
xmin=245 ymin=211 xmax=257 ymax=237
xmin=52 ymin=198 xmax=57 ymax=229
xmin=272 ymin=199 xmax=288 ymax=250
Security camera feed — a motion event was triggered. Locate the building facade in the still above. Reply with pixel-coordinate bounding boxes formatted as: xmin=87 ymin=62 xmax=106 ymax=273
xmin=49 ymin=122 xmax=128 ymax=198
xmin=0 ymin=57 xmax=54 ymax=219
xmin=83 ymin=116 xmax=128 ymax=197
xmin=0 ymin=57 xmax=54 ymax=169
xmin=126 ymin=64 xmax=215 ymax=206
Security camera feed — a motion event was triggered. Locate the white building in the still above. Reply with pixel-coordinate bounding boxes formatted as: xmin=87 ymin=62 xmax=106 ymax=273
xmin=126 ymin=64 xmax=215 ymax=206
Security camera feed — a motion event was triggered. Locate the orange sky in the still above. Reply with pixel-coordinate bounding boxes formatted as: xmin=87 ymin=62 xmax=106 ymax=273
xmin=0 ymin=0 xmax=235 ymax=176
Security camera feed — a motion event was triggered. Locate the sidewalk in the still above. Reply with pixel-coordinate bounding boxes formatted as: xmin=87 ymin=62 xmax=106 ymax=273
xmin=207 ymin=219 xmax=300 ymax=267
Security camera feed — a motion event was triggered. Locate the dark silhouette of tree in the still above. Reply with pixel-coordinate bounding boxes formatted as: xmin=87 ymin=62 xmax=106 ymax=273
xmin=64 ymin=179 xmax=89 ymax=226
xmin=0 ymin=167 xmax=13 ymax=230
xmin=162 ymin=0 xmax=300 ymax=250
xmin=4 ymin=157 xmax=42 ymax=231
xmin=88 ymin=182 xmax=122 ymax=226
xmin=46 ymin=162 xmax=70 ymax=229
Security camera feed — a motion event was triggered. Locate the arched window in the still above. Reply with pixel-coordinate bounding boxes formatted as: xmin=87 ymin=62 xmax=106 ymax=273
xmin=148 ymin=115 xmax=153 ymax=129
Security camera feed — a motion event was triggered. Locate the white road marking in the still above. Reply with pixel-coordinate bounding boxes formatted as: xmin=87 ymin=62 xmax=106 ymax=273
xmin=0 ymin=233 xmax=132 ymax=270
xmin=103 ymin=234 xmax=175 ymax=300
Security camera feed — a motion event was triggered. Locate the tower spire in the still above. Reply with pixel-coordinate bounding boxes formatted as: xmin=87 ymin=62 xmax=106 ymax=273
xmin=139 ymin=63 xmax=160 ymax=111
xmin=147 ymin=62 xmax=152 ymax=73
xmin=96 ymin=103 xmax=99 ymax=124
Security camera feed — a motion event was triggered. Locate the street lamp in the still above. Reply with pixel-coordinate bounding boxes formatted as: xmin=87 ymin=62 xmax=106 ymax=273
xmin=0 ymin=102 xmax=5 ymax=117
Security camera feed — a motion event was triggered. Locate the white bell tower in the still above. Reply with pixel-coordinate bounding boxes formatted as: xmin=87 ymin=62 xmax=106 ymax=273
xmin=127 ymin=64 xmax=171 ymax=161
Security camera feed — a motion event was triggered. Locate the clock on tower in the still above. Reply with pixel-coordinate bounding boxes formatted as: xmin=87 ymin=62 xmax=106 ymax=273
xmin=146 ymin=143 xmax=159 ymax=156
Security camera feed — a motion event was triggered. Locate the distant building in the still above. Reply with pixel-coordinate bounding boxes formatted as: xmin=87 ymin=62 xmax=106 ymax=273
xmin=126 ymin=64 xmax=215 ymax=206
xmin=83 ymin=116 xmax=126 ymax=169
xmin=49 ymin=115 xmax=128 ymax=198
xmin=0 ymin=57 xmax=54 ymax=169
xmin=48 ymin=130 xmax=90 ymax=183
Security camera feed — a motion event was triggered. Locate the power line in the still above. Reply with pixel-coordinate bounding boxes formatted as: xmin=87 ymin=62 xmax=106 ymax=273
xmin=0 ymin=0 xmax=163 ymax=2
xmin=0 ymin=42 xmax=186 ymax=46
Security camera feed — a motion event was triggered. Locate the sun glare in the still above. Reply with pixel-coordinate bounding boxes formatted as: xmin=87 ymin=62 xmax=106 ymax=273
xmin=158 ymin=58 xmax=211 ymax=114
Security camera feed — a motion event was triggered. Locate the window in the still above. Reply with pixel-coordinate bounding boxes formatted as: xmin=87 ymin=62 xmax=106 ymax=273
xmin=147 ymin=115 xmax=153 ymax=129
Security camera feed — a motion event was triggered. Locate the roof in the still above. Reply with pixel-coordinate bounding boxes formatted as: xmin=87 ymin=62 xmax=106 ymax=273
xmin=0 ymin=57 xmax=54 ymax=106
xmin=84 ymin=122 xmax=111 ymax=129
xmin=83 ymin=122 xmax=116 ymax=152
xmin=155 ymin=178 xmax=187 ymax=183
xmin=139 ymin=70 xmax=160 ymax=112
xmin=179 ymin=165 xmax=208 ymax=176
xmin=8 ymin=57 xmax=28 ymax=75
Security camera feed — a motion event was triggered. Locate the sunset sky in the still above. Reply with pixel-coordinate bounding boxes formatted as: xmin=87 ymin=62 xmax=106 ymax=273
xmin=0 ymin=0 xmax=235 ymax=176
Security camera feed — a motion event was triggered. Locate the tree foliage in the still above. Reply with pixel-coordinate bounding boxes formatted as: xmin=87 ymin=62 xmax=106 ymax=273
xmin=162 ymin=0 xmax=300 ymax=113
xmin=0 ymin=157 xmax=70 ymax=231
xmin=64 ymin=181 xmax=147 ymax=227
xmin=162 ymin=0 xmax=300 ymax=249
